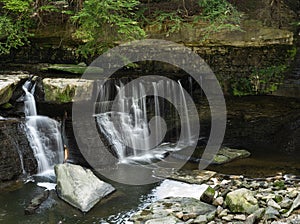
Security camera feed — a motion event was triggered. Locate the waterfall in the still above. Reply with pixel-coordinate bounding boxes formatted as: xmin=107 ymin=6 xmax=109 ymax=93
xmin=95 ymin=79 xmax=194 ymax=164
xmin=152 ymin=82 xmax=162 ymax=145
xmin=178 ymin=80 xmax=192 ymax=144
xmin=22 ymin=80 xmax=64 ymax=175
xmin=22 ymin=80 xmax=37 ymax=116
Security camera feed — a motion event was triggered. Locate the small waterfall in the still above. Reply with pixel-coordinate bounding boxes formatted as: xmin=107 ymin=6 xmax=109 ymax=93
xmin=95 ymin=79 xmax=194 ymax=164
xmin=178 ymin=80 xmax=192 ymax=144
xmin=152 ymin=82 xmax=162 ymax=145
xmin=97 ymin=81 xmax=152 ymax=160
xmin=22 ymin=80 xmax=64 ymax=175
xmin=22 ymin=80 xmax=37 ymax=116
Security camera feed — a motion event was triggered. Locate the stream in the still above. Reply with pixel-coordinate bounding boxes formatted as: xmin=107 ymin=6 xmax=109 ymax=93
xmin=0 ymin=75 xmax=300 ymax=223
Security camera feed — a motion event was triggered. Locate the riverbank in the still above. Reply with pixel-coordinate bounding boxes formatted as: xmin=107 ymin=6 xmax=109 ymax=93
xmin=1 ymin=167 xmax=300 ymax=223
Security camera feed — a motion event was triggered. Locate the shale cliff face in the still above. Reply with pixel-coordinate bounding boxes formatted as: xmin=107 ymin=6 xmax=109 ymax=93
xmin=0 ymin=119 xmax=37 ymax=181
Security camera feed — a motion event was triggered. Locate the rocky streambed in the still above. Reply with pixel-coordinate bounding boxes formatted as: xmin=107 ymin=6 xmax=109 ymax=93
xmin=130 ymin=170 xmax=300 ymax=224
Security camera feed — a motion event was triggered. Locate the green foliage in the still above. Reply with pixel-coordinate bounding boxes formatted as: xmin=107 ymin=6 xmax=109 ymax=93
xmin=287 ymin=47 xmax=297 ymax=59
xmin=72 ymin=0 xmax=146 ymax=57
xmin=150 ymin=11 xmax=186 ymax=37
xmin=0 ymin=0 xmax=33 ymax=54
xmin=195 ymin=0 xmax=242 ymax=39
xmin=232 ymin=65 xmax=286 ymax=96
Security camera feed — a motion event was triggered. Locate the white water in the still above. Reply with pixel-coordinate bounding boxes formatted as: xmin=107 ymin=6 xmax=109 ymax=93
xmin=23 ymin=80 xmax=64 ymax=175
xmin=178 ymin=80 xmax=192 ymax=144
xmin=96 ymin=80 xmax=193 ymax=164
xmin=152 ymin=179 xmax=208 ymax=200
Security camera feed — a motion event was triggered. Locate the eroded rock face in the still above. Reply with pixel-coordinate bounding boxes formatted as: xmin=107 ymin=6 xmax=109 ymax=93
xmin=0 ymin=119 xmax=37 ymax=181
xmin=55 ymin=163 xmax=115 ymax=212
xmin=225 ymin=188 xmax=259 ymax=214
xmin=0 ymin=73 xmax=29 ymax=105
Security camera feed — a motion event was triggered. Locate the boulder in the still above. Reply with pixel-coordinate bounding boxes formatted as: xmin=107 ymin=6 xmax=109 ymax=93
xmin=225 ymin=188 xmax=259 ymax=214
xmin=24 ymin=190 xmax=49 ymax=215
xmin=200 ymin=186 xmax=215 ymax=204
xmin=212 ymin=147 xmax=251 ymax=165
xmin=42 ymin=78 xmax=94 ymax=103
xmin=130 ymin=197 xmax=216 ymax=223
xmin=55 ymin=163 xmax=115 ymax=212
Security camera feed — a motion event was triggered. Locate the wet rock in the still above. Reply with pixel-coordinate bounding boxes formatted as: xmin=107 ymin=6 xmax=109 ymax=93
xmin=55 ymin=163 xmax=115 ymax=212
xmin=130 ymin=197 xmax=216 ymax=223
xmin=25 ymin=190 xmax=49 ymax=215
xmin=0 ymin=119 xmax=37 ymax=182
xmin=225 ymin=188 xmax=259 ymax=214
xmin=200 ymin=186 xmax=215 ymax=204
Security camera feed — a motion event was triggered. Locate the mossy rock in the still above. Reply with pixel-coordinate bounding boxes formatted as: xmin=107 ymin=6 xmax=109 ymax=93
xmin=225 ymin=188 xmax=259 ymax=214
xmin=42 ymin=78 xmax=94 ymax=104
xmin=42 ymin=64 xmax=103 ymax=75
xmin=1 ymin=102 xmax=13 ymax=109
xmin=200 ymin=186 xmax=215 ymax=204
xmin=212 ymin=147 xmax=251 ymax=165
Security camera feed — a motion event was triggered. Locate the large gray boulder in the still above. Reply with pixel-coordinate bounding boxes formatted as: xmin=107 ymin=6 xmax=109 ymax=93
xmin=55 ymin=163 xmax=115 ymax=212
xmin=130 ymin=197 xmax=216 ymax=223
xmin=225 ymin=188 xmax=259 ymax=214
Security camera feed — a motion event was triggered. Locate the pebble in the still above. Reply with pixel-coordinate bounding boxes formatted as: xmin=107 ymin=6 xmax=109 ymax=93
xmin=213 ymin=197 xmax=224 ymax=206
xmin=280 ymin=198 xmax=293 ymax=208
xmin=267 ymin=199 xmax=281 ymax=210
xmin=234 ymin=214 xmax=246 ymax=221
xmin=130 ymin=172 xmax=300 ymax=224
xmin=288 ymin=190 xmax=298 ymax=198
xmin=193 ymin=215 xmax=207 ymax=223
xmin=245 ymin=214 xmax=256 ymax=224
xmin=222 ymin=214 xmax=234 ymax=221
xmin=218 ymin=209 xmax=228 ymax=218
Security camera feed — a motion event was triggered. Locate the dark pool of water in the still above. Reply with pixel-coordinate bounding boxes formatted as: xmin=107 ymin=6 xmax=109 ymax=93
xmin=0 ymin=176 xmax=157 ymax=224
xmin=1 ymin=149 xmax=299 ymax=224
xmin=185 ymin=149 xmax=300 ymax=178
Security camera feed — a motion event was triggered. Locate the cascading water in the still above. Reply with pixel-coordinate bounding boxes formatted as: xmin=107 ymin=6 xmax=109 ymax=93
xmin=22 ymin=80 xmax=64 ymax=175
xmin=95 ymin=79 xmax=195 ymax=164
